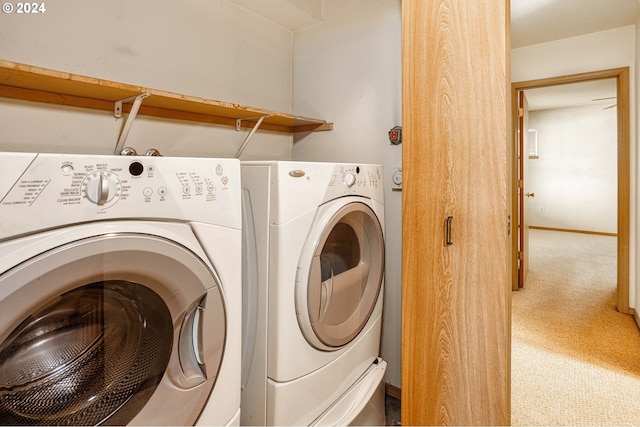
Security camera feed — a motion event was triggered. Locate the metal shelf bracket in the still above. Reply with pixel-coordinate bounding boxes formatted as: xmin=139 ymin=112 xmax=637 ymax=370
xmin=114 ymin=93 xmax=149 ymax=119
xmin=113 ymin=93 xmax=150 ymax=155
xmin=235 ymin=114 xmax=272 ymax=131
xmin=235 ymin=115 xmax=271 ymax=158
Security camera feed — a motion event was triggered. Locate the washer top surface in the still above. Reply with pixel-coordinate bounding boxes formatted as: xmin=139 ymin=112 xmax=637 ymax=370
xmin=0 ymin=152 xmax=241 ymax=241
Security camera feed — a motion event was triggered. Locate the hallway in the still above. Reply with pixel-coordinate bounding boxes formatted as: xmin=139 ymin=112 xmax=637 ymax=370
xmin=512 ymin=229 xmax=640 ymax=425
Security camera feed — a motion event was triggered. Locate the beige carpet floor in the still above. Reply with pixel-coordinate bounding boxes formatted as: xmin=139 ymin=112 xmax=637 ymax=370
xmin=512 ymin=229 xmax=640 ymax=426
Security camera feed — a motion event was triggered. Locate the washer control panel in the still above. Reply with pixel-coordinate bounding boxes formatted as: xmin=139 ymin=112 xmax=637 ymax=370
xmin=0 ymin=153 xmax=241 ymax=239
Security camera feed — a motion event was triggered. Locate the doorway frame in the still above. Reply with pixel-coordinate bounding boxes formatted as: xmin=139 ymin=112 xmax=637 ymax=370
xmin=510 ymin=67 xmax=630 ymax=314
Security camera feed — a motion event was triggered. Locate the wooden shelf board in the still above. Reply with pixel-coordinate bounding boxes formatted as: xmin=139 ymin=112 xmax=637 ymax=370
xmin=0 ymin=59 xmax=332 ymax=133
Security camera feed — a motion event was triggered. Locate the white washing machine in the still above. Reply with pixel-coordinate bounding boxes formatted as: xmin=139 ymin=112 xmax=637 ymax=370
xmin=241 ymin=161 xmax=387 ymax=426
xmin=0 ymin=152 xmax=241 ymax=426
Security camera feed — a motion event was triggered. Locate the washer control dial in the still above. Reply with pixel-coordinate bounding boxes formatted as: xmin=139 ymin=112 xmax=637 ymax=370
xmin=83 ymin=172 xmax=121 ymax=206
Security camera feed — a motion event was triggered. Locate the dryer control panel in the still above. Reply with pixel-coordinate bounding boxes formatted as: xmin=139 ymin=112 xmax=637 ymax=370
xmin=325 ymin=164 xmax=384 ymax=204
xmin=243 ymin=161 xmax=384 ymax=227
xmin=0 ymin=153 xmax=241 ymax=240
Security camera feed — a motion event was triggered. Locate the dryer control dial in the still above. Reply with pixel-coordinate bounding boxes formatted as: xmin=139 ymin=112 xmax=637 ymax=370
xmin=83 ymin=171 xmax=121 ymax=206
xmin=344 ymin=172 xmax=357 ymax=188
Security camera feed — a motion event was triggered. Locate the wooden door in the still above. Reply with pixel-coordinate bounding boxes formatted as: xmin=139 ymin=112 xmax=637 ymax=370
xmin=517 ymin=91 xmax=531 ymax=288
xmin=401 ymin=1 xmax=511 ymax=425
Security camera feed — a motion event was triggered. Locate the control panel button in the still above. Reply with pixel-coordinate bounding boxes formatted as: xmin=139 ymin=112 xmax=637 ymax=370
xmin=129 ymin=162 xmax=144 ymax=176
xmin=60 ymin=164 xmax=74 ymax=176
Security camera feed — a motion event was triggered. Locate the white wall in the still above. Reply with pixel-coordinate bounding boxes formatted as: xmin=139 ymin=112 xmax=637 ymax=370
xmin=291 ymin=0 xmax=403 ymax=387
xmin=527 ymin=105 xmax=617 ymax=233
xmin=512 ymin=25 xmax=637 ymax=310
xmin=0 ymin=0 xmax=294 ymax=159
xmin=512 ymin=26 xmax=636 ymax=82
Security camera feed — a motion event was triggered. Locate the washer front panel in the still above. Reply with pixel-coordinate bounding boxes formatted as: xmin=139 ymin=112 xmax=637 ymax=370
xmin=0 ymin=232 xmax=227 ymax=426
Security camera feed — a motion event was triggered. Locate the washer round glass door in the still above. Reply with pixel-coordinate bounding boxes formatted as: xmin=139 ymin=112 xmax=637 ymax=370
xmin=0 ymin=231 xmax=226 ymax=426
xmin=296 ymin=201 xmax=384 ymax=351
xmin=0 ymin=280 xmax=172 ymax=425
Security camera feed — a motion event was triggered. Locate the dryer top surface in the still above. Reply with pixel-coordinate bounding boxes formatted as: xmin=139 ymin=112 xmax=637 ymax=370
xmin=242 ymin=161 xmax=384 ymax=225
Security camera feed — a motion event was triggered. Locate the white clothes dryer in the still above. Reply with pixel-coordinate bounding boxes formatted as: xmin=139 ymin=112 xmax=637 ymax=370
xmin=241 ymin=161 xmax=386 ymax=426
xmin=0 ymin=152 xmax=241 ymax=426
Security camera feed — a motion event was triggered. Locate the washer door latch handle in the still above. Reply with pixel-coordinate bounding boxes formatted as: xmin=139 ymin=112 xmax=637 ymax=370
xmin=445 ymin=216 xmax=454 ymax=246
xmin=179 ymin=298 xmax=207 ymax=386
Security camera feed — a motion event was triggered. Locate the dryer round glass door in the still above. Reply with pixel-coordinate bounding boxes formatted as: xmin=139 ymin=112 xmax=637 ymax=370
xmin=296 ymin=201 xmax=384 ymax=350
xmin=0 ymin=231 xmax=227 ymax=426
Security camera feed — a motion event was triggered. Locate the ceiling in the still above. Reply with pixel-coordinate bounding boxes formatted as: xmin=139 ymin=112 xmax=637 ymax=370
xmin=227 ymin=0 xmax=322 ymax=31
xmin=512 ymin=0 xmax=638 ymax=111
xmin=229 ymin=0 xmax=639 ymax=111
xmin=229 ymin=0 xmax=640 ymax=47
xmin=524 ymin=79 xmax=618 ymax=111
xmin=511 ymin=0 xmax=640 ymax=49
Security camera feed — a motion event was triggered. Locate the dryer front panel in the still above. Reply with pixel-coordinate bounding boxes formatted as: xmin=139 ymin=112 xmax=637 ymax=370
xmin=296 ymin=200 xmax=385 ymax=351
xmin=0 ymin=232 xmax=227 ymax=426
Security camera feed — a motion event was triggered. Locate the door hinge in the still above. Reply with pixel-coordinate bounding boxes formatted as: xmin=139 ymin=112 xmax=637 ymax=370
xmin=517 ymin=251 xmax=524 ymax=260
xmin=519 ymin=107 xmax=524 ymax=118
